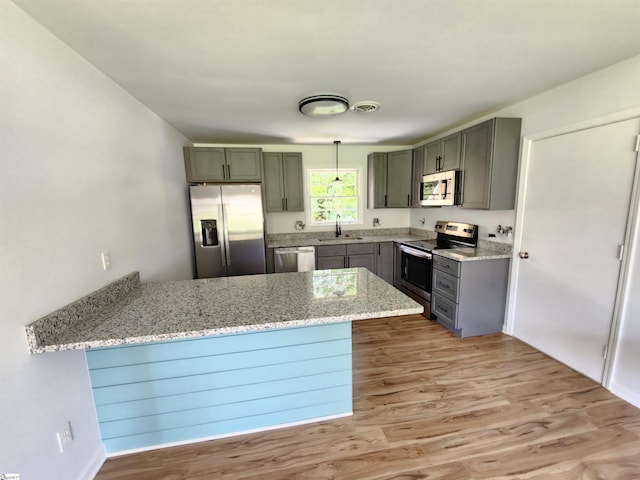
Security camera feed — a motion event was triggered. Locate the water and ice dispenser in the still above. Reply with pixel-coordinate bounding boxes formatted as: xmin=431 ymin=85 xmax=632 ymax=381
xmin=200 ymin=219 xmax=219 ymax=247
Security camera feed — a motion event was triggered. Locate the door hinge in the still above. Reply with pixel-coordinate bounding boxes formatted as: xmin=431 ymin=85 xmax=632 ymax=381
xmin=618 ymin=244 xmax=625 ymax=261
xmin=603 ymin=344 xmax=608 ymax=360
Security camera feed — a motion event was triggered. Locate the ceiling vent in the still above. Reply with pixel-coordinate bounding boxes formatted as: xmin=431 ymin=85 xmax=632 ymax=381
xmin=351 ymin=101 xmax=380 ymax=113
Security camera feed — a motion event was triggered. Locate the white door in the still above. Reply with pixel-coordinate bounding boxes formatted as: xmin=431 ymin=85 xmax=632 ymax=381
xmin=512 ymin=118 xmax=639 ymax=382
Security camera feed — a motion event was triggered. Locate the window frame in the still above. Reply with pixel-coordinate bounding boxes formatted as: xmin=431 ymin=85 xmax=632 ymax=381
xmin=305 ymin=167 xmax=363 ymax=226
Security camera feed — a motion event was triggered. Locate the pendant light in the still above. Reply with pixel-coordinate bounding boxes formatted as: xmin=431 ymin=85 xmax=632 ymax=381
xmin=333 ymin=140 xmax=342 ymax=182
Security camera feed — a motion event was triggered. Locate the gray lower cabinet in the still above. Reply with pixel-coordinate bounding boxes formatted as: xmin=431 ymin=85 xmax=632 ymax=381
xmin=316 ymin=243 xmax=377 ymax=273
xmin=266 ymin=247 xmax=275 ymax=273
xmin=431 ymin=254 xmax=510 ymax=338
xmin=367 ymin=150 xmax=412 ymax=208
xmin=376 ymin=242 xmax=394 ymax=284
xmin=424 ymin=132 xmax=461 ymax=175
xmin=184 ymin=147 xmax=263 ymax=183
xmin=460 ymin=118 xmax=521 ymax=210
xmin=263 ymin=152 xmax=304 ymax=212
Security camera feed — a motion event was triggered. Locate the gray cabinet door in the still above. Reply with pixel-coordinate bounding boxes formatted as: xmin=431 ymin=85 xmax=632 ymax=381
xmin=376 ymin=242 xmax=394 ymax=284
xmin=184 ymin=147 xmax=226 ymax=182
xmin=226 ymin=148 xmax=263 ymax=181
xmin=386 ymin=149 xmax=412 ymax=207
xmin=460 ymin=118 xmax=521 ymax=210
xmin=424 ymin=141 xmax=440 ymax=175
xmin=263 ymin=153 xmax=286 ymax=211
xmin=282 ymin=153 xmax=304 ymax=211
xmin=367 ymin=153 xmax=388 ymax=208
xmin=263 ymin=152 xmax=304 ymax=212
xmin=424 ymin=133 xmax=461 ymax=174
xmin=441 ymin=132 xmax=461 ymax=171
xmin=411 ymin=147 xmax=425 ymax=207
xmin=460 ymin=120 xmax=493 ymax=209
xmin=317 ymin=256 xmax=346 ymax=269
xmin=347 ymin=254 xmax=375 ymax=272
xmin=184 ymin=147 xmax=262 ymax=182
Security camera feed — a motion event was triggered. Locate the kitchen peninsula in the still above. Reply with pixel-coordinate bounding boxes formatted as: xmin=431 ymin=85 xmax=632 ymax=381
xmin=26 ymin=268 xmax=422 ymax=454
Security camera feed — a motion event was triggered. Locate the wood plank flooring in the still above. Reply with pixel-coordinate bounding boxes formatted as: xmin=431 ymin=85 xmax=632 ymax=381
xmin=95 ymin=315 xmax=640 ymax=479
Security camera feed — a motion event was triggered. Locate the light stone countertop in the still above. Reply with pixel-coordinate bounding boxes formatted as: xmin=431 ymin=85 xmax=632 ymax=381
xmin=433 ymin=247 xmax=512 ymax=262
xmin=27 ymin=268 xmax=423 ymax=353
xmin=266 ymin=227 xmax=435 ymax=248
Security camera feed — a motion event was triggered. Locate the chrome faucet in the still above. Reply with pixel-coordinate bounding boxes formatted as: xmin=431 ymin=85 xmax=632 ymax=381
xmin=335 ymin=214 xmax=342 ymax=237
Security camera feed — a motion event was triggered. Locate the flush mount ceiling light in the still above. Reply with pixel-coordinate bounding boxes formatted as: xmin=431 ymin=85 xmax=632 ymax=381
xmin=351 ymin=101 xmax=381 ymax=113
xmin=298 ymin=95 xmax=349 ymax=117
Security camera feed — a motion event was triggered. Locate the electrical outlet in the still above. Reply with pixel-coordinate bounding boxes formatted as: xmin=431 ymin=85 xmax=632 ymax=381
xmin=56 ymin=421 xmax=73 ymax=453
xmin=101 ymin=251 xmax=112 ymax=270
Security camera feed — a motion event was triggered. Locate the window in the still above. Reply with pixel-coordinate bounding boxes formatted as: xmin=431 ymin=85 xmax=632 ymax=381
xmin=307 ymin=169 xmax=359 ymax=225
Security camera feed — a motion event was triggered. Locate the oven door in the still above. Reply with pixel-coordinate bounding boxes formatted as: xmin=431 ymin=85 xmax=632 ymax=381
xmin=399 ymin=245 xmax=432 ymax=301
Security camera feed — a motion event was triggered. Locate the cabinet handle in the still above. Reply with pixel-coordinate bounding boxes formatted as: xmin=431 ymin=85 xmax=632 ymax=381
xmin=226 ymin=164 xmax=231 ymax=179
xmin=384 ymin=194 xmax=387 ymax=207
xmin=407 ymin=194 xmax=410 ymax=206
xmin=284 ymin=198 xmax=288 ymax=210
xmin=282 ymin=198 xmax=285 ymax=211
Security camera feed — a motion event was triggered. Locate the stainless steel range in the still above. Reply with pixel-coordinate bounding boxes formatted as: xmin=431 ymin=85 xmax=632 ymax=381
xmin=398 ymin=221 xmax=478 ymax=317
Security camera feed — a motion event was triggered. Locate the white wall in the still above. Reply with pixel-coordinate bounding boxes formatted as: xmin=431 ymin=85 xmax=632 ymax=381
xmin=0 ymin=3 xmax=193 ymax=479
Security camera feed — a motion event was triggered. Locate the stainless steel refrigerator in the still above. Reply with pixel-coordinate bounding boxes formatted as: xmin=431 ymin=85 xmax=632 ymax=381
xmin=189 ymin=184 xmax=266 ymax=278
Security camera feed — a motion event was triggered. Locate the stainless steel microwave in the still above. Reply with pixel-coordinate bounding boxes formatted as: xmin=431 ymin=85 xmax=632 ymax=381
xmin=420 ymin=170 xmax=459 ymax=206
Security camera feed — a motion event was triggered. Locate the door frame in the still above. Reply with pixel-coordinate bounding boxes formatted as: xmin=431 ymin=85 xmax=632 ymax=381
xmin=504 ymin=106 xmax=640 ymax=389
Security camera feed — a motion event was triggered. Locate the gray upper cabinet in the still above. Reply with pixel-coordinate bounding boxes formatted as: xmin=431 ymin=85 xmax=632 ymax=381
xmin=411 ymin=146 xmax=425 ymax=207
xmin=367 ymin=153 xmax=387 ymax=208
xmin=263 ymin=152 xmax=304 ymax=212
xmin=460 ymin=118 xmax=522 ymax=210
xmin=367 ymin=150 xmax=412 ymax=208
xmin=424 ymin=132 xmax=461 ymax=175
xmin=184 ymin=147 xmax=262 ymax=183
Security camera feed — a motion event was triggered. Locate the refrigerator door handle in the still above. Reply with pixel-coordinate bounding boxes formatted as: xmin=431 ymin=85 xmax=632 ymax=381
xmin=221 ymin=205 xmax=231 ymax=267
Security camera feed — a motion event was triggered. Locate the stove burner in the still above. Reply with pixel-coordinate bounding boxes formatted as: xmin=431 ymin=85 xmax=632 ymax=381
xmin=402 ymin=240 xmax=438 ymax=252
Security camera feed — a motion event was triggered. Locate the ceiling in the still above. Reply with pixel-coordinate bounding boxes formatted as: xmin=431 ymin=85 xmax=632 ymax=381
xmin=13 ymin=0 xmax=640 ymax=145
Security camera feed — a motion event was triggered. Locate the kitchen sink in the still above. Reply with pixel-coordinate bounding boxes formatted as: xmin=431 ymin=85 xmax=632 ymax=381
xmin=318 ymin=236 xmax=364 ymax=241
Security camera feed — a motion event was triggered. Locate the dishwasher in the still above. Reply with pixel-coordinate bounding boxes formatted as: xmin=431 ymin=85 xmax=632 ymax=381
xmin=274 ymin=246 xmax=316 ymax=272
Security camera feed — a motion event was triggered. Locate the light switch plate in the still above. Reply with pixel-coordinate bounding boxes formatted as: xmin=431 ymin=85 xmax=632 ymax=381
xmin=101 ymin=251 xmax=112 ymax=270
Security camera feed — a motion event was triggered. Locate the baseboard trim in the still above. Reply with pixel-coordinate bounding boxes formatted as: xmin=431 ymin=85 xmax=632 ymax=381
xmin=80 ymin=444 xmax=106 ymax=480
xmin=610 ymin=382 xmax=640 ymax=409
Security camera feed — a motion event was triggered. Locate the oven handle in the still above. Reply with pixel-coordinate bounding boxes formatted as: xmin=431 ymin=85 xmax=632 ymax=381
xmin=400 ymin=245 xmax=433 ymax=259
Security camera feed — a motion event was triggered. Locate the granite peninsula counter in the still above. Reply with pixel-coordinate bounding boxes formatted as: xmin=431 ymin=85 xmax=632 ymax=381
xmin=26 ymin=269 xmax=422 ymax=454
xmin=27 ymin=268 xmax=422 ymax=353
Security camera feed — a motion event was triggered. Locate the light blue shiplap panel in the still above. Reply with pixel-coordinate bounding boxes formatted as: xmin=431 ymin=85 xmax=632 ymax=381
xmin=91 ymin=340 xmax=351 ymax=405
xmin=89 ymin=338 xmax=351 ymax=388
xmin=96 ymin=356 xmax=350 ymax=421
xmin=87 ymin=323 xmax=351 ymax=368
xmin=102 ymin=398 xmax=352 ymax=453
xmin=86 ymin=322 xmax=353 ymax=454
